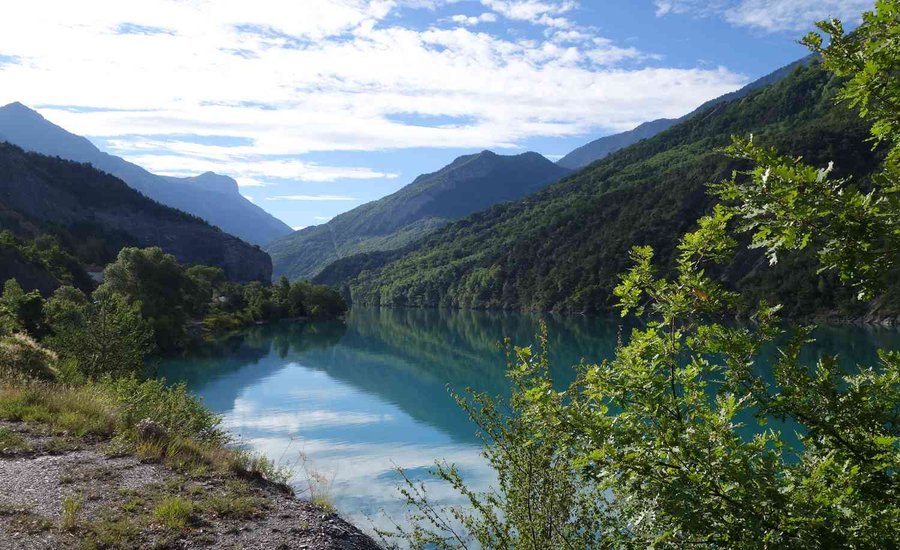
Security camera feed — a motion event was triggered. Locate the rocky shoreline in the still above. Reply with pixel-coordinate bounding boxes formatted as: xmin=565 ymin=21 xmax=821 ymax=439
xmin=0 ymin=420 xmax=381 ymax=550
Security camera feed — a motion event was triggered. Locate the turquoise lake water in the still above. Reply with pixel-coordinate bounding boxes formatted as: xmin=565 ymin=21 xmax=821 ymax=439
xmin=155 ymin=307 xmax=900 ymax=535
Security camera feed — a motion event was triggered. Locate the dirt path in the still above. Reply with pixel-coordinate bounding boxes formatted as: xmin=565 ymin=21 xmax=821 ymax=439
xmin=0 ymin=421 xmax=381 ymax=549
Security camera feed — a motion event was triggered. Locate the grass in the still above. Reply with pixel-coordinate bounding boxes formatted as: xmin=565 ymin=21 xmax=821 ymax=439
xmin=79 ymin=517 xmax=140 ymax=550
xmin=0 ymin=426 xmax=30 ymax=454
xmin=0 ymin=382 xmax=116 ymax=437
xmin=0 ymin=378 xmax=288 ymax=488
xmin=61 ymin=493 xmax=83 ymax=531
xmin=153 ymin=496 xmax=195 ymax=529
xmin=0 ymin=376 xmax=300 ymax=543
xmin=5 ymin=510 xmax=54 ymax=534
xmin=203 ymin=491 xmax=267 ymax=520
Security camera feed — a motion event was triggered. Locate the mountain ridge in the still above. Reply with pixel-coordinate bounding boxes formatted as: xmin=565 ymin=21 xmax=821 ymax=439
xmin=557 ymin=55 xmax=817 ymax=170
xmin=0 ymin=141 xmax=272 ymax=284
xmin=318 ymin=61 xmax=883 ymax=317
xmin=0 ymin=102 xmax=292 ymax=246
xmin=267 ymin=149 xmax=571 ymax=280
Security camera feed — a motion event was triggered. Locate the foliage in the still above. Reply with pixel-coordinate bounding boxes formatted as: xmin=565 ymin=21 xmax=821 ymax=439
xmin=0 ymin=230 xmax=93 ymax=292
xmin=0 ymin=278 xmax=45 ymax=337
xmin=91 ymin=247 xmax=346 ymax=345
xmin=202 ymin=275 xmax=348 ymax=330
xmin=0 ymin=332 xmax=57 ymax=380
xmin=382 ymin=332 xmax=608 ymax=549
xmin=108 ymin=375 xmax=224 ymax=444
xmin=96 ymin=247 xmax=193 ymax=350
xmin=716 ymin=136 xmax=900 ymax=300
xmin=803 ymin=0 xmax=900 ymax=174
xmin=388 ymin=4 xmax=900 ymax=549
xmin=46 ymin=290 xmax=154 ymax=379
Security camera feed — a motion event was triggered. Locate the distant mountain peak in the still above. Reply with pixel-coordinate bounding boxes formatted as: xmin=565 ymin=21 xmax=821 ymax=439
xmin=175 ymin=171 xmax=241 ymax=195
xmin=267 ymin=149 xmax=570 ymax=280
xmin=1 ymin=101 xmax=38 ymax=113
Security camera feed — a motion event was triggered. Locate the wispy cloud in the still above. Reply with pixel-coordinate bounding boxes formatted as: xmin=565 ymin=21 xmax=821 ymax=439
xmin=0 ymin=0 xmax=746 ymax=192
xmin=654 ymin=0 xmax=871 ymax=32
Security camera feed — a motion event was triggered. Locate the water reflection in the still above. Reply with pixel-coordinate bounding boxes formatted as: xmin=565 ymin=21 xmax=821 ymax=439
xmin=156 ymin=308 xmax=899 ymax=534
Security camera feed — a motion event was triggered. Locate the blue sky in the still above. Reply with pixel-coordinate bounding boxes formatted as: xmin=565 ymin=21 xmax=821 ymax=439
xmin=0 ymin=0 xmax=872 ymax=229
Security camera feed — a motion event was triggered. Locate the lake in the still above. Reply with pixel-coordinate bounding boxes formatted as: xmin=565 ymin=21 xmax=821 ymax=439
xmin=156 ymin=307 xmax=900 ymax=536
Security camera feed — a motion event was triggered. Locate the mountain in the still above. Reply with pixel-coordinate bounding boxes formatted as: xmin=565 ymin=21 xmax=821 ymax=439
xmin=558 ymin=118 xmax=678 ymax=170
xmin=0 ymin=102 xmax=292 ymax=246
xmin=317 ymin=61 xmax=884 ymax=317
xmin=0 ymin=141 xmax=272 ymax=285
xmin=267 ymin=150 xmax=571 ymax=280
xmin=557 ymin=55 xmax=817 ymax=170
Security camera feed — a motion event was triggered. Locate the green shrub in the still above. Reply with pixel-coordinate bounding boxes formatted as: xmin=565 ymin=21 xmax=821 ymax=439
xmin=104 ymin=376 xmax=224 ymax=444
xmin=47 ymin=292 xmax=153 ymax=380
xmin=0 ymin=333 xmax=57 ymax=380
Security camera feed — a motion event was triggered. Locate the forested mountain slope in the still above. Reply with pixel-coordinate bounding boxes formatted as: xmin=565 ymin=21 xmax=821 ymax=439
xmin=0 ymin=102 xmax=292 ymax=246
xmin=0 ymin=142 xmax=271 ymax=285
xmin=267 ymin=150 xmax=570 ymax=280
xmin=557 ymin=55 xmax=815 ymax=170
xmin=319 ymin=63 xmax=883 ymax=317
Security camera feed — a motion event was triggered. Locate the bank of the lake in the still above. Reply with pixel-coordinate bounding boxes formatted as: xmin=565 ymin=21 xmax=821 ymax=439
xmin=156 ymin=307 xmax=900 ymax=536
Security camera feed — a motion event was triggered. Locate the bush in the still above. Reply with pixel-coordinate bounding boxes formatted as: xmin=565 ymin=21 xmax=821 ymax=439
xmin=0 ymin=333 xmax=57 ymax=380
xmin=47 ymin=292 xmax=153 ymax=379
xmin=104 ymin=376 xmax=224 ymax=444
xmin=0 ymin=280 xmax=44 ymax=337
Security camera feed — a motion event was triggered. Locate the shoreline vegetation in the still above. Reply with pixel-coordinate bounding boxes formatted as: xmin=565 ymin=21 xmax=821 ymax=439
xmin=0 ymin=378 xmax=378 ymax=549
xmin=0 ymin=246 xmax=361 ymax=548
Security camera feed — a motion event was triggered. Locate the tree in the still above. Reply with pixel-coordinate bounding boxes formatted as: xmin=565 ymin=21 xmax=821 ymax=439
xmin=184 ymin=264 xmax=225 ymax=317
xmin=0 ymin=279 xmax=45 ymax=337
xmin=96 ymin=247 xmax=190 ymax=350
xmin=388 ymin=3 xmax=900 ymax=548
xmin=47 ymin=291 xmax=153 ymax=379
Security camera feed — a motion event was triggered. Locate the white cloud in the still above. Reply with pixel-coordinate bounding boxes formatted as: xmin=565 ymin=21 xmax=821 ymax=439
xmin=448 ymin=12 xmax=498 ymax=26
xmin=481 ymin=0 xmax=577 ymax=27
xmin=0 ymin=0 xmax=747 ymax=189
xmin=654 ymin=0 xmax=871 ymax=32
xmin=267 ymin=195 xmax=361 ymax=201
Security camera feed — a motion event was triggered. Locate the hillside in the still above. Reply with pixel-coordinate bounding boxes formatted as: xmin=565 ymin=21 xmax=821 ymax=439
xmin=0 ymin=142 xmax=271 ymax=285
xmin=267 ymin=150 xmax=570 ymax=280
xmin=0 ymin=103 xmax=292 ymax=246
xmin=318 ymin=62 xmax=884 ymax=317
xmin=557 ymin=55 xmax=815 ymax=170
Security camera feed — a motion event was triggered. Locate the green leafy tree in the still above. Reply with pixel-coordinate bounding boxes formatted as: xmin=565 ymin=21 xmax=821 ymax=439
xmin=383 ymin=335 xmax=609 ymax=549
xmin=0 ymin=279 xmax=45 ymax=337
xmin=389 ymin=3 xmax=900 ymax=548
xmin=96 ymin=247 xmax=190 ymax=350
xmin=184 ymin=265 xmax=225 ymax=317
xmin=46 ymin=291 xmax=154 ymax=379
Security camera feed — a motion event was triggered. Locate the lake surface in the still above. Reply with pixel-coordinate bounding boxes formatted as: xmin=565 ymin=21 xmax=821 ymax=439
xmin=156 ymin=308 xmax=900 ymax=535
